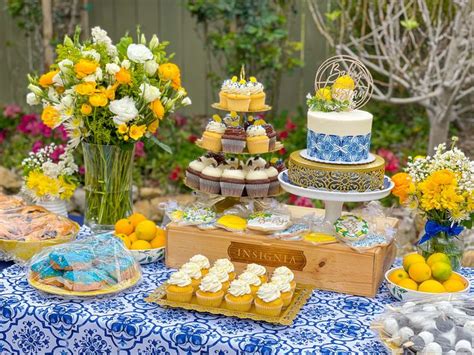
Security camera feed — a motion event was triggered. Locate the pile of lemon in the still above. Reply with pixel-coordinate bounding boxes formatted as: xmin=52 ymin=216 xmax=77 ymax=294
xmin=114 ymin=213 xmax=166 ymax=250
xmin=389 ymin=252 xmax=465 ymax=293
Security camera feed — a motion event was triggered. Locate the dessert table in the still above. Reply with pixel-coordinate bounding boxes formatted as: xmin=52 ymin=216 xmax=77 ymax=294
xmin=0 ymin=227 xmax=472 ymax=354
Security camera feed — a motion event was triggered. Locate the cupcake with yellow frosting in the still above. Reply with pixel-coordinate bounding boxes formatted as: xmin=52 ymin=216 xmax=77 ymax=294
xmin=166 ymin=271 xmax=194 ymax=302
xmin=272 ymin=266 xmax=296 ymax=292
xmin=179 ymin=262 xmax=202 ymax=292
xmin=227 ymin=79 xmax=251 ymax=112
xmin=189 ymin=254 xmax=210 ymax=276
xmin=196 ymin=274 xmax=225 ymax=307
xmin=225 ymin=279 xmax=254 ymax=312
xmin=270 ymin=275 xmax=293 ymax=307
xmin=213 ymin=258 xmax=236 ymax=281
xmin=255 ymin=282 xmax=283 ymax=316
xmin=238 ymin=271 xmax=262 ymax=295
xmin=246 ymin=76 xmax=266 ymax=111
xmin=245 ymin=263 xmax=267 ymax=283
xmin=246 ymin=125 xmax=269 ymax=154
xmin=201 ymin=116 xmax=226 ymax=152
xmin=208 ymin=265 xmax=230 ymax=291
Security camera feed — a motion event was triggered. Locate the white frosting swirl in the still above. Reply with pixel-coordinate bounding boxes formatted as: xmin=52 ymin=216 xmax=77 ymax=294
xmin=221 ymin=79 xmax=233 ymax=92
xmin=168 ymin=271 xmax=191 ymax=287
xmin=245 ymin=263 xmax=266 ymax=276
xmin=256 ymin=283 xmax=281 ymax=303
xmin=246 ymin=82 xmax=264 ymax=94
xmin=214 ymin=259 xmax=235 ymax=273
xmin=221 ymin=168 xmax=246 ymax=180
xmin=180 ymin=262 xmax=202 ymax=279
xmin=228 ymin=279 xmax=251 ymax=297
xmin=245 ymin=169 xmax=268 ymax=181
xmin=265 ymin=166 xmax=279 ymax=178
xmin=238 ymin=271 xmax=262 ymax=286
xmin=246 ymin=125 xmax=266 ymax=137
xmin=201 ymin=165 xmax=222 ymax=178
xmin=273 ymin=266 xmax=294 ymax=281
xmin=199 ymin=274 xmax=222 ymax=293
xmin=208 ymin=266 xmax=230 ymax=282
xmin=189 ymin=254 xmax=210 ymax=269
xmin=206 ymin=120 xmax=226 ymax=134
xmin=270 ymin=275 xmax=292 ymax=293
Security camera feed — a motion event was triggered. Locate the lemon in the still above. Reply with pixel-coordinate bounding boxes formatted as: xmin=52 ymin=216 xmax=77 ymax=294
xmin=408 ymin=262 xmax=432 ymax=283
xmin=431 ymin=262 xmax=452 ymax=282
xmin=443 ymin=279 xmax=465 ymax=292
xmin=128 ymin=232 xmax=137 ymax=243
xmin=115 ymin=234 xmax=132 ymax=249
xmin=150 ymin=227 xmax=166 ymax=249
xmin=403 ymin=253 xmax=425 ymax=272
xmin=418 ymin=280 xmax=446 ymax=293
xmin=135 ymin=220 xmax=157 ymax=241
xmin=115 ymin=218 xmax=134 ymax=235
xmin=426 ymin=253 xmax=451 ymax=267
xmin=128 ymin=213 xmax=147 ymax=228
xmin=388 ymin=269 xmax=409 ymax=285
xmin=130 ymin=240 xmax=152 ymax=250
xmin=398 ymin=278 xmax=418 ymax=291
xmin=447 ymin=273 xmax=465 ymax=283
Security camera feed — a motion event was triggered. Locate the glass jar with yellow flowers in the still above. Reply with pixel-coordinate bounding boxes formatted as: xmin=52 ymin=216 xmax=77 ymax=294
xmin=391 ymin=138 xmax=473 ymax=270
xmin=26 ymin=27 xmax=191 ymax=232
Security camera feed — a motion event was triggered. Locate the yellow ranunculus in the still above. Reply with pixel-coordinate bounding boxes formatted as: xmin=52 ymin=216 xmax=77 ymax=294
xmin=123 ymin=135 xmax=129 ymax=141
xmin=75 ymin=82 xmax=96 ymax=96
xmin=115 ymin=67 xmax=132 ymax=84
xmin=81 ymin=104 xmax=92 ymax=115
xmin=89 ymin=93 xmax=108 ymax=107
xmin=150 ymin=99 xmax=164 ymax=119
xmin=39 ymin=70 xmax=59 ymax=87
xmin=41 ymin=106 xmax=60 ymax=128
xmin=391 ymin=172 xmax=414 ymax=203
xmin=429 ymin=169 xmax=455 ymax=185
xmin=105 ymin=84 xmax=117 ymax=100
xmin=118 ymin=123 xmax=129 ymax=134
xmin=158 ymin=63 xmax=181 ymax=89
xmin=74 ymin=59 xmax=98 ymax=78
xmin=315 ymin=87 xmax=332 ymax=101
xmin=129 ymin=124 xmax=147 ymax=140
xmin=59 ymin=176 xmax=76 ymax=200
xmin=333 ymin=75 xmax=355 ymax=90
xmin=147 ymin=120 xmax=159 ymax=134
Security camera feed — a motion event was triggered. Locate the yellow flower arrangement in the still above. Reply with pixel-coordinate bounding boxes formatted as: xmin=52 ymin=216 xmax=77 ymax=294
xmin=159 ymin=63 xmax=181 ymax=89
xmin=115 ymin=67 xmax=132 ymax=85
xmin=332 ymin=75 xmax=355 ymax=90
xmin=150 ymin=99 xmax=165 ymax=119
xmin=147 ymin=119 xmax=159 ymax=134
xmin=41 ymin=106 xmax=60 ymax=128
xmin=75 ymin=82 xmax=97 ymax=96
xmin=81 ymin=104 xmax=92 ymax=115
xmin=129 ymin=124 xmax=147 ymax=140
xmin=315 ymin=87 xmax=332 ymax=101
xmin=89 ymin=93 xmax=108 ymax=107
xmin=117 ymin=123 xmax=129 ymax=135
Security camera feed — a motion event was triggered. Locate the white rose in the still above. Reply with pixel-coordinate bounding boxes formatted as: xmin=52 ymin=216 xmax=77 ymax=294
xmin=28 ymin=84 xmax=43 ymax=96
xmin=105 ymin=63 xmax=120 ymax=75
xmin=139 ymin=83 xmax=161 ymax=103
xmin=149 ymin=34 xmax=159 ymax=50
xmin=109 ymin=96 xmax=138 ymax=125
xmin=121 ymin=59 xmax=131 ymax=69
xmin=144 ymin=60 xmax=158 ymax=76
xmin=58 ymin=59 xmax=73 ymax=72
xmin=26 ymin=93 xmax=40 ymax=106
xmin=182 ymin=97 xmax=192 ymax=106
xmin=127 ymin=44 xmax=153 ymax=63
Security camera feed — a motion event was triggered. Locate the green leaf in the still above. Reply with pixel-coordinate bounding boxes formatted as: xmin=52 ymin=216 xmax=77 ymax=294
xmin=325 ymin=10 xmax=341 ymax=22
xmin=401 ymin=19 xmax=419 ymax=30
xmin=150 ymin=135 xmax=173 ymax=154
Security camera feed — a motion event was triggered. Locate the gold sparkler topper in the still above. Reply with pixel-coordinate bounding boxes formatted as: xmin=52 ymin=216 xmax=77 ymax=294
xmin=313 ymin=55 xmax=373 ymax=111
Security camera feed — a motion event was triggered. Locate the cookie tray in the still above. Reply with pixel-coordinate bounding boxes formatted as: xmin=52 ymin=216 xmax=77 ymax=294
xmin=146 ymin=283 xmax=314 ymax=325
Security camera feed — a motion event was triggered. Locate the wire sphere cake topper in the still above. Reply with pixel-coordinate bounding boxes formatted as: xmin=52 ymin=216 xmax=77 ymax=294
xmin=314 ymin=55 xmax=373 ymax=110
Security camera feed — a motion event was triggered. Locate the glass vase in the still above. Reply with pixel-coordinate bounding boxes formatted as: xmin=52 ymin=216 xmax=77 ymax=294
xmin=82 ymin=143 xmax=135 ymax=233
xmin=417 ymin=227 xmax=464 ymax=271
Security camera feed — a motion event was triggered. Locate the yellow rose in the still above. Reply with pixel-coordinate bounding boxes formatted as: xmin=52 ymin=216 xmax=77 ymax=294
xmin=150 ymin=99 xmax=164 ymax=119
xmin=129 ymin=124 xmax=147 ymax=140
xmin=39 ymin=70 xmax=59 ymax=87
xmin=74 ymin=59 xmax=98 ymax=78
xmin=115 ymin=67 xmax=132 ymax=85
xmin=75 ymin=82 xmax=97 ymax=96
xmin=148 ymin=120 xmax=159 ymax=134
xmin=315 ymin=87 xmax=332 ymax=101
xmin=41 ymin=106 xmax=60 ymax=128
xmin=81 ymin=104 xmax=92 ymax=115
xmin=89 ymin=93 xmax=108 ymax=107
xmin=159 ymin=63 xmax=181 ymax=89
xmin=333 ymin=75 xmax=355 ymax=90
xmin=118 ymin=123 xmax=129 ymax=134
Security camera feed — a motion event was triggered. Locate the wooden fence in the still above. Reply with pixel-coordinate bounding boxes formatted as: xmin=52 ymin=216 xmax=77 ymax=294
xmin=0 ymin=0 xmax=328 ymax=115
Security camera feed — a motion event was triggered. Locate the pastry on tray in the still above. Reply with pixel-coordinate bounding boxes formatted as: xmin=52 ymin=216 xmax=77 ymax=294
xmin=225 ymin=279 xmax=254 ymax=312
xmin=166 ymin=270 xmax=194 ymax=302
xmin=196 ymin=273 xmax=225 ymax=307
xmin=254 ymin=283 xmax=283 ymax=317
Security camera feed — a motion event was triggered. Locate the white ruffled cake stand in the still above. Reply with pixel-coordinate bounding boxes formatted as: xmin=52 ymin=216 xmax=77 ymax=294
xmin=278 ymin=170 xmax=394 ymax=223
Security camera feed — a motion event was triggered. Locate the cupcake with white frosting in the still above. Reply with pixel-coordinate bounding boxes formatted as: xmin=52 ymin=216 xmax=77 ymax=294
xmin=226 ymin=78 xmax=251 ymax=112
xmin=238 ymin=271 xmax=262 ymax=295
xmin=201 ymin=117 xmax=226 ymax=152
xmin=246 ymin=125 xmax=269 ymax=154
xmin=179 ymin=262 xmax=202 ymax=292
xmin=200 ymin=164 xmax=222 ymax=194
xmin=189 ymin=254 xmax=210 ymax=276
xmin=213 ymin=258 xmax=236 ymax=281
xmin=225 ymin=279 xmax=253 ymax=312
xmin=270 ymin=275 xmax=293 ymax=306
xmin=247 ymin=76 xmax=266 ymax=111
xmin=219 ymin=78 xmax=234 ymax=108
xmin=208 ymin=265 xmax=230 ymax=292
xmin=220 ymin=167 xmax=246 ymax=197
xmin=166 ymin=270 xmax=194 ymax=302
xmin=265 ymin=165 xmax=280 ymax=195
xmin=245 ymin=263 xmax=267 ymax=283
xmin=272 ymin=266 xmax=296 ymax=291
xmin=255 ymin=283 xmax=283 ymax=316
xmin=186 ymin=157 xmax=207 ymax=189
xmin=245 ymin=168 xmax=270 ymax=198
xmin=196 ymin=274 xmax=224 ymax=307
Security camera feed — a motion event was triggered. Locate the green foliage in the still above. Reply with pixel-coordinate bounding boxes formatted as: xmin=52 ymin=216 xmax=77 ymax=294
xmin=6 ymin=0 xmax=42 ymax=33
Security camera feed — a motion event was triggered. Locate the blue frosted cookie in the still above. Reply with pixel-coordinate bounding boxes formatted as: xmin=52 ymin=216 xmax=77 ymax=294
xmin=30 ymin=258 xmax=64 ymax=287
xmin=49 ymin=248 xmax=94 ymax=271
xmin=62 ymin=268 xmax=111 ymax=292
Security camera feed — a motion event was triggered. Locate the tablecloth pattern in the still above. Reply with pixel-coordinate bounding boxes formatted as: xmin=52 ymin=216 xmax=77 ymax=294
xmin=0 ymin=227 xmax=472 ymax=355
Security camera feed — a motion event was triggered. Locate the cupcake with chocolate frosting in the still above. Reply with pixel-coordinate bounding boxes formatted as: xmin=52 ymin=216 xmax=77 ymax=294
xmin=222 ymin=126 xmax=246 ymax=153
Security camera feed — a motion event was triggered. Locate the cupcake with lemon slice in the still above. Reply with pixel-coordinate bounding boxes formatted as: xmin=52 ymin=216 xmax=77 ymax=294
xmin=246 ymin=76 xmax=266 ymax=111
xmin=246 ymin=122 xmax=270 ymax=154
xmin=196 ymin=273 xmax=225 ymax=307
xmin=179 ymin=262 xmax=202 ymax=292
xmin=166 ymin=270 xmax=194 ymax=302
xmin=225 ymin=279 xmax=254 ymax=312
xmin=219 ymin=78 xmax=234 ymax=108
xmin=200 ymin=115 xmax=226 ymax=152
xmin=255 ymin=282 xmax=283 ymax=317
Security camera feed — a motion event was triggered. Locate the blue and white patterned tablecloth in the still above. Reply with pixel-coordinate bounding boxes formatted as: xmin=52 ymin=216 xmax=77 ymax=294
xmin=0 ymin=228 xmax=472 ymax=355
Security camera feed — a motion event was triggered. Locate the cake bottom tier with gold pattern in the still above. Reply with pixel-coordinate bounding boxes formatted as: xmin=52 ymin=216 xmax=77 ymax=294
xmin=288 ymin=150 xmax=385 ymax=192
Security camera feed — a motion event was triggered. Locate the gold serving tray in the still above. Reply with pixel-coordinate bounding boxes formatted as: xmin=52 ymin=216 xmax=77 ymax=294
xmin=211 ymin=103 xmax=272 ymax=113
xmin=195 ymin=139 xmax=283 ymax=154
xmin=146 ymin=283 xmax=314 ymax=325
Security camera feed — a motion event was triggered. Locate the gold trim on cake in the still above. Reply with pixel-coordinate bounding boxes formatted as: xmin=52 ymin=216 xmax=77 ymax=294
xmin=288 ymin=150 xmax=385 ymax=192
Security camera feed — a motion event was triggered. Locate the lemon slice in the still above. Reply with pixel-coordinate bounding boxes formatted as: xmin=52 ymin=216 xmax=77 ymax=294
xmin=303 ymin=233 xmax=337 ymax=243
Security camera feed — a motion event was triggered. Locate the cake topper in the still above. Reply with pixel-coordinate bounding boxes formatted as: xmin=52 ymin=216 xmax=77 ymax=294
xmin=307 ymin=55 xmax=373 ymax=112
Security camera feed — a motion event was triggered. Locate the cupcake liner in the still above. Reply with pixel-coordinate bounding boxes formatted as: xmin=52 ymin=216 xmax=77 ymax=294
xmin=246 ymin=183 xmax=269 ymax=198
xmin=200 ymin=178 xmax=221 ymax=194
xmin=227 ymin=97 xmax=250 ymax=111
xmin=225 ymin=294 xmax=253 ymax=312
xmin=219 ymin=91 xmax=228 ymax=108
xmin=186 ymin=171 xmax=201 ymax=189
xmin=249 ymin=93 xmax=266 ymax=111
xmin=222 ymin=139 xmax=246 ymax=153
xmin=255 ymin=299 xmax=283 ymax=317
xmin=268 ymin=180 xmax=280 ymax=195
xmin=220 ymin=181 xmax=245 ymax=197
xmin=166 ymin=287 xmax=194 ymax=303
xmin=247 ymin=139 xmax=270 ymax=154
xmin=191 ymin=278 xmax=201 ymax=292
xmin=268 ymin=136 xmax=276 ymax=151
xmin=281 ymin=291 xmax=293 ymax=307
xmin=196 ymin=290 xmax=224 ymax=307
xmin=201 ymin=135 xmax=222 ymax=152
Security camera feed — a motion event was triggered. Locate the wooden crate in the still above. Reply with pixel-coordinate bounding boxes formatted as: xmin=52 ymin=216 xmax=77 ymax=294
xmin=166 ymin=206 xmax=398 ymax=297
